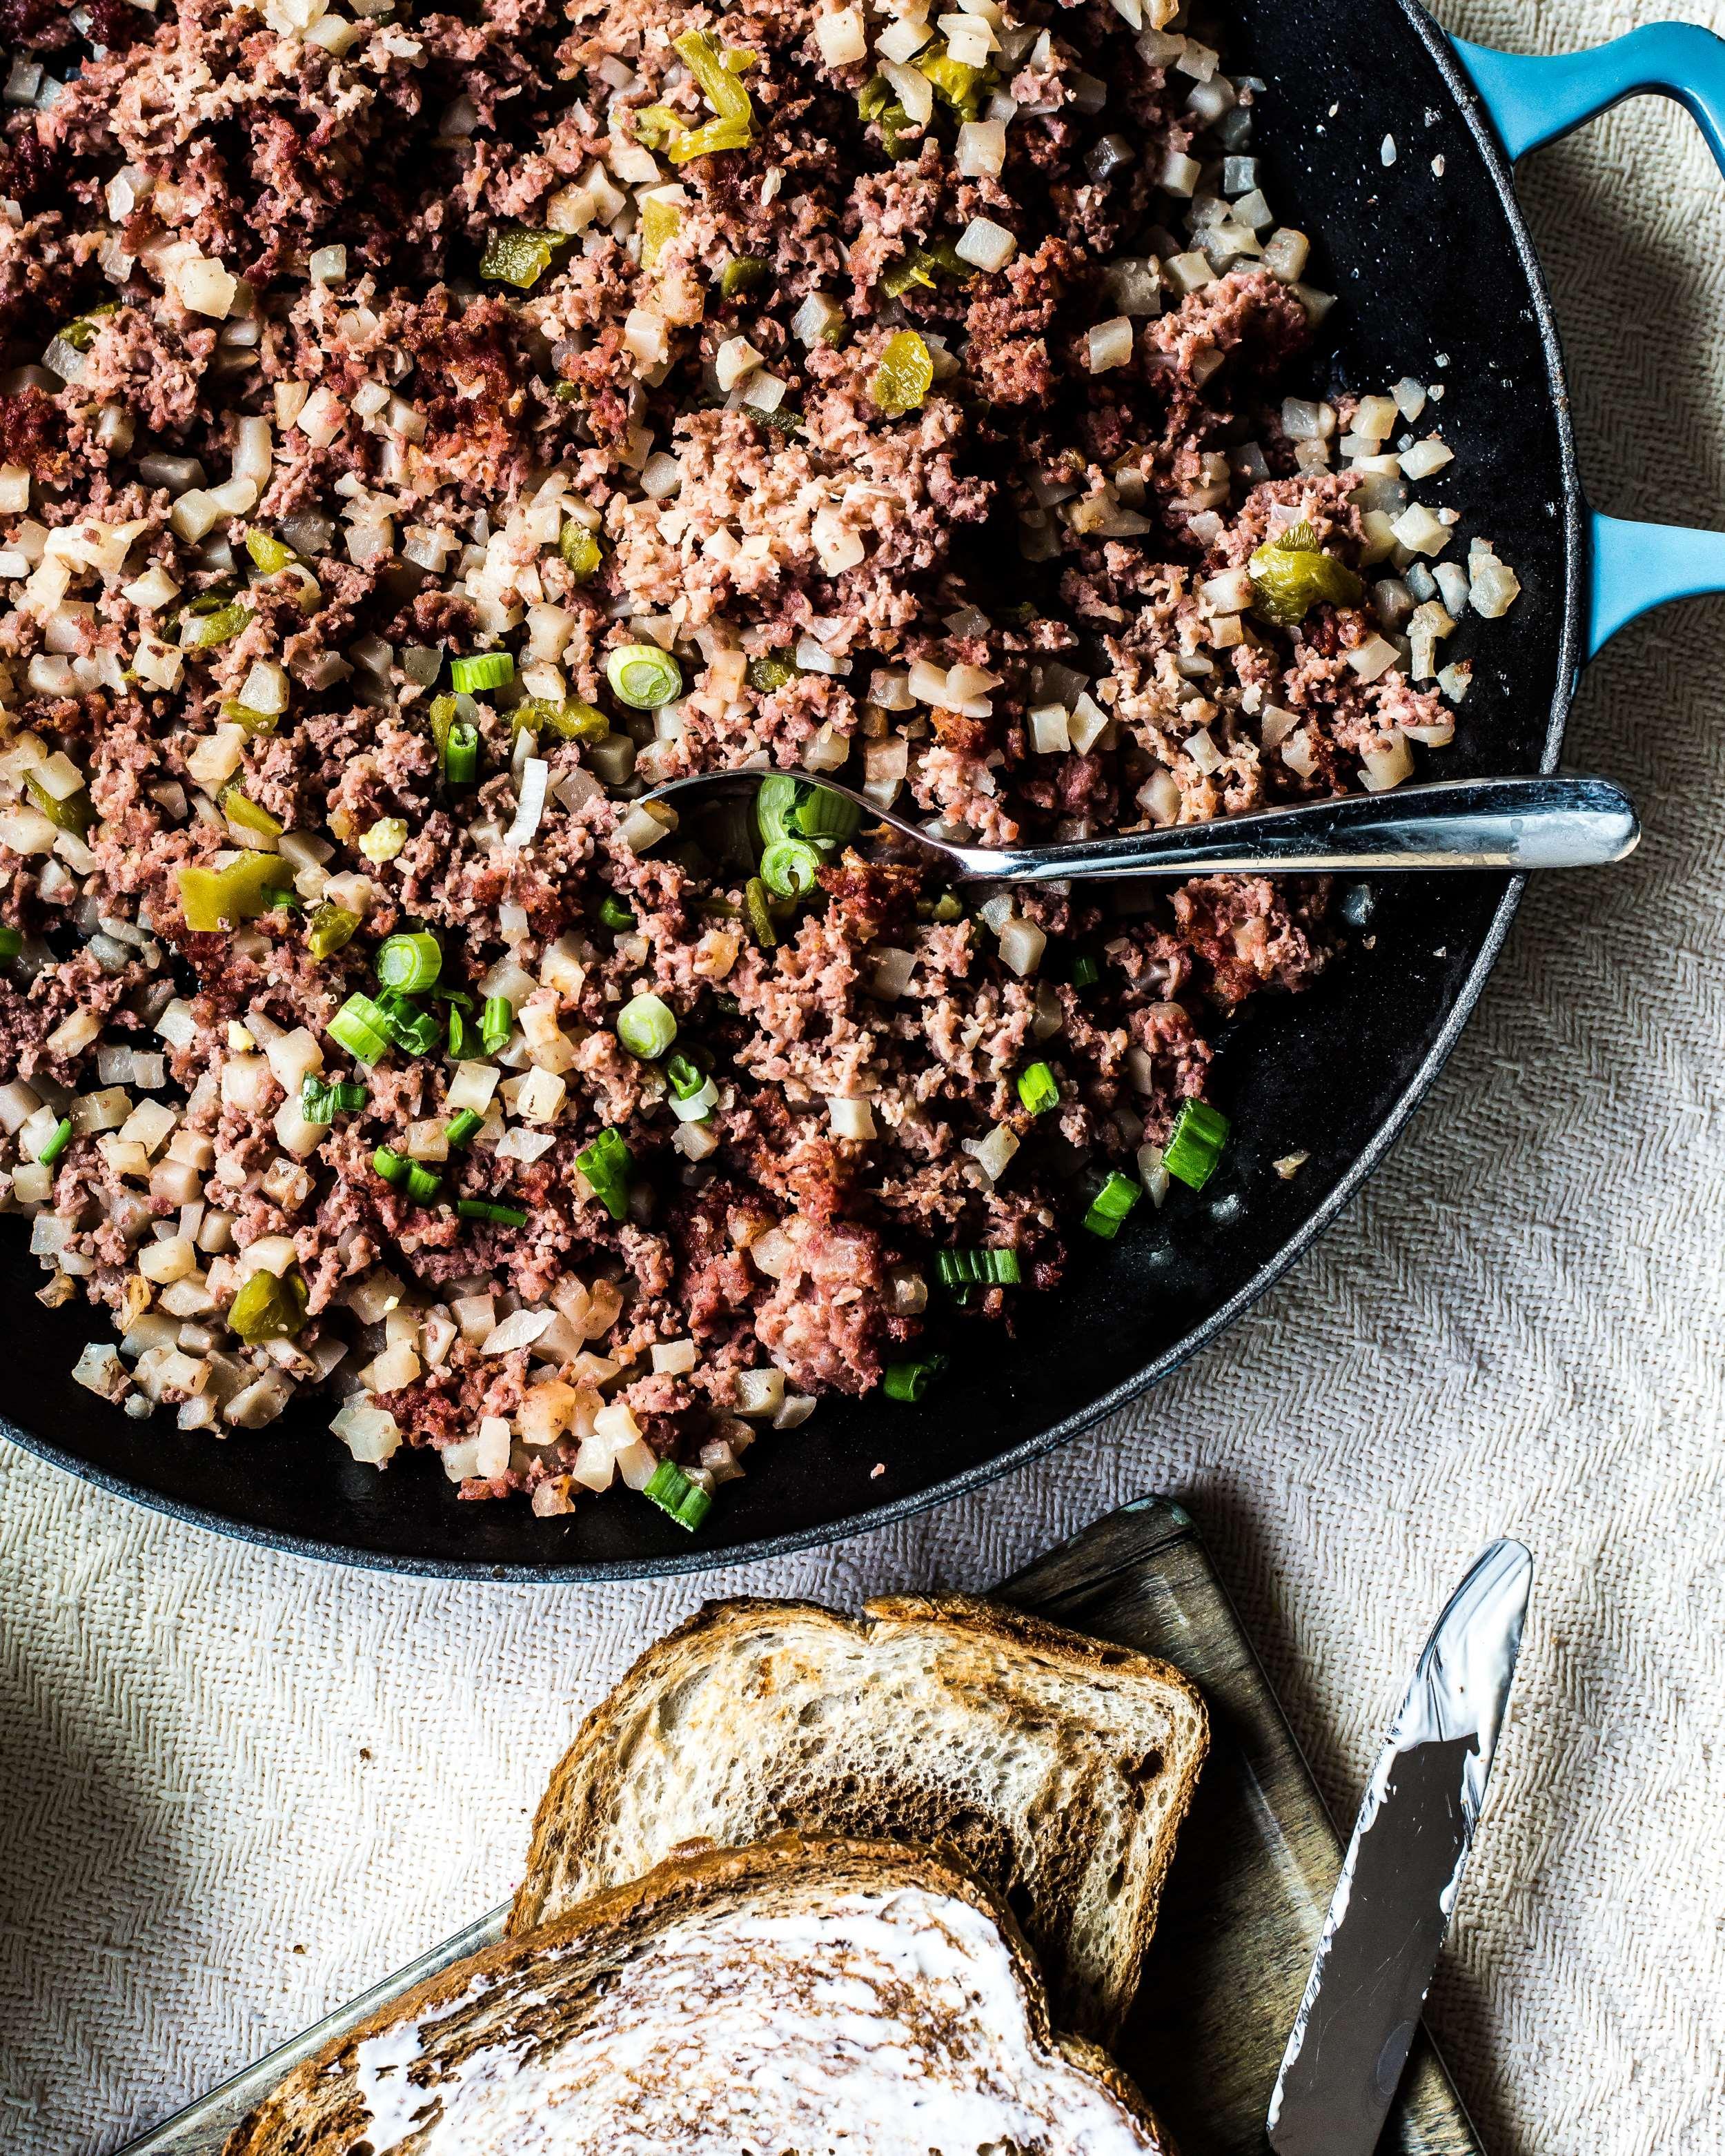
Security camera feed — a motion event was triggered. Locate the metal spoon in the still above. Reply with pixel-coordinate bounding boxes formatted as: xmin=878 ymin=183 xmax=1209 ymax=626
xmin=640 ymin=770 xmax=1639 ymax=880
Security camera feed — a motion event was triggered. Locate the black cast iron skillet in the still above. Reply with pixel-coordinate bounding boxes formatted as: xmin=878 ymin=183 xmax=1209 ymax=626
xmin=8 ymin=1 xmax=1724 ymax=1575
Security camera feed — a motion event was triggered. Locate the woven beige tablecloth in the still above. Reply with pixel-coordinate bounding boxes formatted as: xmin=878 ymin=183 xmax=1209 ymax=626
xmin=4 ymin=1 xmax=1724 ymax=2147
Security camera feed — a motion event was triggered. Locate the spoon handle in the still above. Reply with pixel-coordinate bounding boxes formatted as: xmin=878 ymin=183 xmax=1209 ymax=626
xmin=968 ymin=775 xmax=1640 ymax=881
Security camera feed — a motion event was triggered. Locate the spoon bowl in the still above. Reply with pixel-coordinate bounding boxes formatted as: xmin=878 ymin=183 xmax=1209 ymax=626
xmin=640 ymin=769 xmax=1639 ymax=881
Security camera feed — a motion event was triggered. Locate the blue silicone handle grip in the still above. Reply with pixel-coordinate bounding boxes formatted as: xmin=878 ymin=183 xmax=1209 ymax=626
xmin=1451 ymin=23 xmax=1725 ymax=657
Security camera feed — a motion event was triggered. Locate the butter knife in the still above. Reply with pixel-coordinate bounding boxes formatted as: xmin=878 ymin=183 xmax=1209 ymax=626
xmin=1266 ymin=1538 xmax=1532 ymax=2156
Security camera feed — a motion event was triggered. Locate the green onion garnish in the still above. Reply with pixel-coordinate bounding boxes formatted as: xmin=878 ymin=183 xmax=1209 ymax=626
xmin=560 ymin=522 xmax=602 ymax=581
xmin=664 ymin=1051 xmax=707 ymax=1101
xmin=1070 ymin=951 xmax=1100 ymax=990
xmin=375 ymin=930 xmax=442 ymax=996
xmin=376 ymin=994 xmax=442 ymax=1058
xmin=404 ymin=1162 xmax=443 ymax=1204
xmin=37 ymin=1116 xmax=71 ymax=1167
xmin=599 ymin=896 xmax=636 ymax=931
xmin=883 ymin=1354 xmax=947 ymax=1402
xmin=0 ymin=927 xmax=22 ymax=959
xmin=642 ymin=1458 xmax=713 ymax=1532
xmin=605 ymin=642 xmax=684 ymax=709
xmin=934 ymin=1248 xmax=1023 ymax=1287
xmin=617 ymin=992 xmax=678 ymax=1061
xmin=793 ymin=784 xmax=862 ymax=845
xmin=1163 ymin=1098 xmax=1230 ymax=1191
xmin=575 ymin=1126 xmax=632 ymax=1220
xmin=442 ymin=720 xmax=479 ymax=785
xmin=331 ymin=993 xmax=395 ymax=1065
xmin=480 ymin=994 xmax=513 ymax=1055
xmin=743 ymin=876 xmax=777 ymax=949
xmin=446 ymin=1002 xmax=475 ymax=1060
xmin=1017 ymin=1061 xmax=1059 ymax=1116
xmin=306 ymin=902 xmax=359 ymax=960
xmin=758 ymin=836 xmax=822 ymax=900
xmin=755 ymin=773 xmax=802 ymax=847
xmin=1083 ymin=1170 xmax=1142 ymax=1240
xmin=449 ymin=651 xmax=514 ymax=695
xmin=456 ymin=1196 xmax=529 ymax=1228
xmin=446 ymin=1109 xmax=483 ymax=1148
xmin=301 ymin=1076 xmax=366 ymax=1123
xmin=373 ymin=1145 xmax=408 ymax=1186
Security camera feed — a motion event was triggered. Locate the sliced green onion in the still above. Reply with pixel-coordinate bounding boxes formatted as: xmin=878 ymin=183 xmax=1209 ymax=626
xmin=575 ymin=1125 xmax=632 ymax=1220
xmin=37 ymin=1116 xmax=71 ymax=1167
xmin=643 ymin=1458 xmax=713 ymax=1532
xmin=1070 ymin=951 xmax=1100 ymax=990
xmin=375 ymin=930 xmax=442 ymax=996
xmin=306 ymin=902 xmax=359 ymax=960
xmin=1163 ymin=1098 xmax=1230 ymax=1191
xmin=227 ymin=1266 xmax=308 ymax=1343
xmin=755 ymin=773 xmax=802 ymax=847
xmin=455 ymin=1197 xmax=529 ymax=1228
xmin=617 ymin=992 xmax=677 ymax=1061
xmin=606 ymin=642 xmax=684 ymax=709
xmin=449 ymin=651 xmax=513 ymax=695
xmin=743 ymin=876 xmax=777 ymax=949
xmin=446 ymin=1002 xmax=475 ymax=1060
xmin=883 ymin=1354 xmax=947 ymax=1402
xmin=446 ymin=1109 xmax=483 ymax=1148
xmin=599 ymin=895 xmax=636 ymax=931
xmin=330 ymin=993 xmax=395 ymax=1065
xmin=302 ymin=1076 xmax=366 ymax=1122
xmin=1083 ymin=1170 xmax=1142 ymax=1240
xmin=0 ymin=927 xmax=23 ymax=958
xmin=758 ymin=837 xmax=822 ymax=900
xmin=793 ymin=784 xmax=862 ymax=845
xmin=376 ymin=993 xmax=442 ymax=1058
xmin=934 ymin=1248 xmax=1022 ymax=1287
xmin=560 ymin=522 xmax=602 ymax=581
xmin=480 ymin=995 xmax=513 ymax=1055
xmin=1018 ymin=1062 xmax=1059 ymax=1116
xmin=442 ymin=720 xmax=479 ymax=785
xmin=665 ymin=1051 xmax=707 ymax=1101
xmin=404 ymin=1162 xmax=443 ymax=1203
xmin=373 ymin=1145 xmax=408 ymax=1186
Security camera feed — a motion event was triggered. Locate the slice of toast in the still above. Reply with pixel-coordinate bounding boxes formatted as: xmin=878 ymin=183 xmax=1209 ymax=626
xmin=509 ymin=1594 xmax=1208 ymax=2041
xmin=224 ymin=1836 xmax=1174 ymax=2156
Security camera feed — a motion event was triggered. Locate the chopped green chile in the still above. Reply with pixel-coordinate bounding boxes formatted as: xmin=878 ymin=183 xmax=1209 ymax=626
xmin=743 ymin=876 xmax=778 ymax=949
xmin=0 ymin=926 xmax=22 ymax=959
xmin=559 ymin=523 xmax=602 ymax=581
xmin=719 ymin=254 xmax=768 ymax=299
xmin=1248 ymin=524 xmax=1363 ymax=626
xmin=870 ymin=330 xmax=934 ymax=417
xmin=23 ymin=771 xmax=93 ymax=836
xmin=219 ymin=784 xmax=282 ymax=838
xmin=918 ymin=43 xmax=989 ymax=117
xmin=177 ymin=853 xmax=293 ymax=932
xmin=306 ymin=902 xmax=359 ymax=960
xmin=479 ymin=227 xmax=563 ymax=289
xmin=227 ymin=1265 xmax=308 ymax=1343
xmin=244 ymin=528 xmax=296 ymax=575
xmin=180 ymin=599 xmax=253 ymax=649
xmin=221 ymin=698 xmax=279 ymax=736
xmin=512 ymin=697 xmax=608 ymax=741
xmin=641 ymin=197 xmax=682 ymax=267
xmin=746 ymin=653 xmax=798 ymax=695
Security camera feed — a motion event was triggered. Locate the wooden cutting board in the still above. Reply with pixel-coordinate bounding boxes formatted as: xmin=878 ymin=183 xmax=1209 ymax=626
xmin=121 ymin=1495 xmax=1485 ymax=2155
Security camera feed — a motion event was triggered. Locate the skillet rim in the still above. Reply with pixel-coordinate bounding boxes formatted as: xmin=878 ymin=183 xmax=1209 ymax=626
xmin=0 ymin=0 xmax=1588 ymax=1579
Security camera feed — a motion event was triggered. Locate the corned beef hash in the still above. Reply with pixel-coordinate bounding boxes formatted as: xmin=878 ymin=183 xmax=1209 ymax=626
xmin=0 ymin=0 xmax=1518 ymax=1527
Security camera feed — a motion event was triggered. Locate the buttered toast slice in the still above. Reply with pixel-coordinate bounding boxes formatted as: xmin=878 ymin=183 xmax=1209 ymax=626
xmin=510 ymin=1594 xmax=1208 ymax=2041
xmin=225 ymin=1837 xmax=1174 ymax=2156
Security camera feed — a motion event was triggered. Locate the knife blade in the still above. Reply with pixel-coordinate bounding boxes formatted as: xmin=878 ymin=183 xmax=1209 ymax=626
xmin=1266 ymin=1537 xmax=1532 ymax=2156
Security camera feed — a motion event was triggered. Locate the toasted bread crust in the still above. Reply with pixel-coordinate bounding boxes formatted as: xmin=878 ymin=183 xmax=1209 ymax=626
xmin=510 ymin=1593 xmax=1208 ymax=2040
xmin=225 ymin=1836 xmax=1174 ymax=2155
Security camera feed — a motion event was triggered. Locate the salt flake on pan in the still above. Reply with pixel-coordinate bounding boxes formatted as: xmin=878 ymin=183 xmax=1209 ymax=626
xmin=1380 ymin=134 xmax=1397 ymax=166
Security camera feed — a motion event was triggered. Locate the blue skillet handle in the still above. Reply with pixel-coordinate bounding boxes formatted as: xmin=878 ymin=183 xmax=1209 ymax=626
xmin=1452 ymin=23 xmax=1725 ymax=657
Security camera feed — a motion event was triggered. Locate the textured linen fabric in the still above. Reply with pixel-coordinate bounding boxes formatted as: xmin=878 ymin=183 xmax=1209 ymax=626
xmin=3 ymin=1 xmax=1725 ymax=2147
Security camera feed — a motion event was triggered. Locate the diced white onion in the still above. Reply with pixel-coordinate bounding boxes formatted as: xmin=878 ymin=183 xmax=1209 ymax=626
xmin=955 ymin=217 xmax=1017 ymax=272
